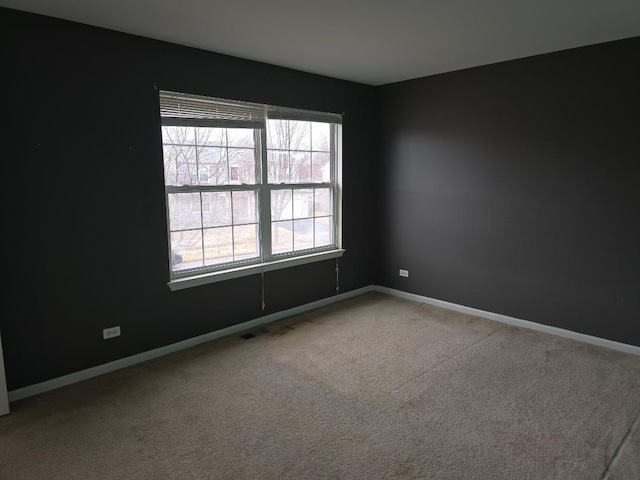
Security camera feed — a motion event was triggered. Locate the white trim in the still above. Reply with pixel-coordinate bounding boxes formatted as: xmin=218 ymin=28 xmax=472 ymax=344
xmin=168 ymin=249 xmax=345 ymax=291
xmin=163 ymin=98 xmax=343 ymax=292
xmin=0 ymin=332 xmax=9 ymax=415
xmin=8 ymin=285 xmax=373 ymax=403
xmin=374 ymin=286 xmax=640 ymax=357
xmin=334 ymin=125 xmax=343 ymax=250
xmin=9 ymin=283 xmax=639 ymax=403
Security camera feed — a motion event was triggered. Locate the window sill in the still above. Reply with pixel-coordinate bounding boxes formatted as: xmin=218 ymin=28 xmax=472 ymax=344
xmin=167 ymin=249 xmax=345 ymax=291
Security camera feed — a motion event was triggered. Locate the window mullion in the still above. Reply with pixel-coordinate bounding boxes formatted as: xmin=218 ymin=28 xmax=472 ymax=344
xmin=330 ymin=124 xmax=335 ymax=184
xmin=195 ymin=129 xmax=205 ymax=264
xmin=268 ymin=182 xmax=330 ymax=189
xmin=258 ymin=127 xmax=271 ymax=261
xmin=334 ymin=124 xmax=342 ymax=249
xmin=330 ymin=124 xmax=337 ymax=247
xmin=167 ymin=185 xmax=258 ymax=193
xmin=194 ymin=128 xmax=199 ymax=185
xmin=199 ymin=192 xmax=205 ymax=267
xmin=225 ymin=129 xmax=230 ymax=187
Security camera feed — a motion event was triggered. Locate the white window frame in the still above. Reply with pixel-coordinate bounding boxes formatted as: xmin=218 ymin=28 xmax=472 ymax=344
xmin=159 ymin=91 xmax=344 ymax=291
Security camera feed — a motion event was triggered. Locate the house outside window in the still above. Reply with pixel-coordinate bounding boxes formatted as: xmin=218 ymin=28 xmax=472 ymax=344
xmin=229 ymin=166 xmax=239 ymax=182
xmin=159 ymin=91 xmax=343 ymax=290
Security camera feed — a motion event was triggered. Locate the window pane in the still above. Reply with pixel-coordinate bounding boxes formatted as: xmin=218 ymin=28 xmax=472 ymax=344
xmin=229 ymin=148 xmax=256 ymax=184
xmin=163 ymin=144 xmax=197 ymax=186
xmin=312 ymin=122 xmax=330 ymax=151
xmin=198 ymin=147 xmax=228 ymax=185
xmin=267 ymin=121 xmax=313 ymax=184
xmin=196 ymin=127 xmax=226 ymax=147
xmin=232 ymin=191 xmax=257 ymax=224
xmin=271 ymin=189 xmax=292 ymax=221
xmin=312 ymin=152 xmax=330 ymax=183
xmin=168 ymin=193 xmax=201 ymax=230
xmin=290 ymin=152 xmax=311 ymax=183
xmin=293 ymin=219 xmax=313 ymax=251
xmin=234 ymin=224 xmax=258 ymax=260
xmin=162 ymin=126 xmax=195 ymax=145
xmin=198 ymin=166 xmax=211 ymax=185
xmin=289 ymin=120 xmax=310 ymax=150
xmin=314 ymin=217 xmax=333 ymax=247
xmin=314 ymin=188 xmax=332 ymax=217
xmin=203 ymin=227 xmax=233 ymax=266
xmin=162 ymin=146 xmax=178 ymax=185
xmin=202 ymin=192 xmax=231 ymax=228
xmin=227 ymin=128 xmax=254 ymax=148
xmin=171 ymin=230 xmax=202 ymax=271
xmin=272 ymin=221 xmax=293 ymax=254
xmin=267 ymin=119 xmax=289 ymax=150
xmin=293 ymin=189 xmax=313 ymax=219
xmin=267 ymin=151 xmax=290 ymax=183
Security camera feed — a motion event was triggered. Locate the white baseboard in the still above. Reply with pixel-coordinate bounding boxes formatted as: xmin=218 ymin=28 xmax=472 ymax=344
xmin=8 ymin=286 xmax=374 ymax=403
xmin=374 ymin=286 xmax=640 ymax=357
xmin=9 ymin=284 xmax=638 ymax=403
xmin=0 ymin=332 xmax=9 ymax=415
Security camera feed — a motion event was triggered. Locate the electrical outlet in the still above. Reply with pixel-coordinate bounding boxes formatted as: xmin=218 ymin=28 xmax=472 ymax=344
xmin=103 ymin=326 xmax=121 ymax=340
xmin=399 ymin=269 xmax=409 ymax=278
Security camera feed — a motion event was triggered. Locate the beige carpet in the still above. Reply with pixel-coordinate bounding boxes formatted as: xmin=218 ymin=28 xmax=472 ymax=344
xmin=1 ymin=292 xmax=639 ymax=479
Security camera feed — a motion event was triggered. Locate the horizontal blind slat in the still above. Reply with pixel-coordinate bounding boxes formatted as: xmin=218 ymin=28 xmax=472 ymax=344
xmin=161 ymin=118 xmax=264 ymax=129
xmin=159 ymin=90 xmax=342 ymax=125
xmin=159 ymin=90 xmax=266 ymax=125
xmin=268 ymin=106 xmax=342 ymax=124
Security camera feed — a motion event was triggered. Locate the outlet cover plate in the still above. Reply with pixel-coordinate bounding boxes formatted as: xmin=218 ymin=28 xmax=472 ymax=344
xmin=103 ymin=326 xmax=121 ymax=339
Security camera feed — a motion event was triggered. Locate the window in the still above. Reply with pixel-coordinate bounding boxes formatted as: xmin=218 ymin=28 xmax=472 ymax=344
xmin=159 ymin=91 xmax=343 ymax=290
xmin=229 ymin=166 xmax=239 ymax=182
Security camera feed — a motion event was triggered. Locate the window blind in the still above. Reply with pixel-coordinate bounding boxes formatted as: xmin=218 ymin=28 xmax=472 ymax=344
xmin=159 ymin=90 xmax=266 ymax=128
xmin=268 ymin=105 xmax=342 ymax=124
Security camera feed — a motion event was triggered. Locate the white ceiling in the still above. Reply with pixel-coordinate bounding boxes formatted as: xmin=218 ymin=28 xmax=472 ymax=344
xmin=2 ymin=0 xmax=640 ymax=85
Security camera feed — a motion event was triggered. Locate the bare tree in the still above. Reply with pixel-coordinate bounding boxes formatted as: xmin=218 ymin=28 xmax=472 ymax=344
xmin=163 ymin=121 xmax=330 ymax=264
xmin=163 ymin=127 xmax=233 ymax=265
xmin=267 ymin=120 xmax=310 ymax=226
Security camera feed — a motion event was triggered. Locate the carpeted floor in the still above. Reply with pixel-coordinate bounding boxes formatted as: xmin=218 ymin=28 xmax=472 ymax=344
xmin=1 ymin=292 xmax=639 ymax=479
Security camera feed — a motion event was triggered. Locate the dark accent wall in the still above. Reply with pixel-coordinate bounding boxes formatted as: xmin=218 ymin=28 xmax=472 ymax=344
xmin=3 ymin=7 xmax=638 ymax=393
xmin=378 ymin=37 xmax=640 ymax=346
xmin=2 ymin=8 xmax=377 ymax=390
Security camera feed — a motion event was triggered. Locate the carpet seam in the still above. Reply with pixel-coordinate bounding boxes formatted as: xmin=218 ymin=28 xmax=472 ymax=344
xmin=599 ymin=405 xmax=640 ymax=480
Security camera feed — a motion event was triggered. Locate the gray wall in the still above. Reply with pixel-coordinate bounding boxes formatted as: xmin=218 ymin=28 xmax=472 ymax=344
xmin=2 ymin=8 xmax=377 ymax=390
xmin=378 ymin=37 xmax=640 ymax=346
xmin=2 ymin=6 xmax=638 ymax=393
